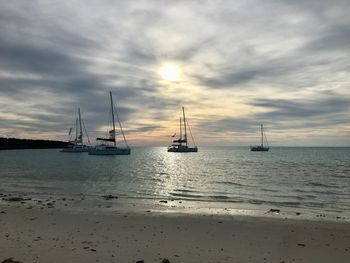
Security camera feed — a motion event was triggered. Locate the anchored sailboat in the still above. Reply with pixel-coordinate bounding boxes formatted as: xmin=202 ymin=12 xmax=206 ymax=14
xmin=61 ymin=108 xmax=90 ymax=152
xmin=250 ymin=124 xmax=269 ymax=152
xmin=89 ymin=91 xmax=130 ymax=155
xmin=168 ymin=107 xmax=198 ymax=153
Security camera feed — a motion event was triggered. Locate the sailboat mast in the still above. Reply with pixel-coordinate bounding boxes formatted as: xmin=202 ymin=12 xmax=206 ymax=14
xmin=179 ymin=117 xmax=182 ymax=146
xmin=110 ymin=91 xmax=116 ymax=147
xmin=182 ymin=107 xmax=187 ymax=147
xmin=78 ymin=108 xmax=83 ymax=145
xmin=261 ymin=124 xmax=263 ymax=147
xmin=75 ymin=118 xmax=78 ymax=144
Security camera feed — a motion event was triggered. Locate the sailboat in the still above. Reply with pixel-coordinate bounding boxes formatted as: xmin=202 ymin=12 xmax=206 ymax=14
xmin=89 ymin=91 xmax=130 ymax=155
xmin=250 ymin=124 xmax=269 ymax=152
xmin=61 ymin=108 xmax=90 ymax=152
xmin=168 ymin=107 xmax=198 ymax=153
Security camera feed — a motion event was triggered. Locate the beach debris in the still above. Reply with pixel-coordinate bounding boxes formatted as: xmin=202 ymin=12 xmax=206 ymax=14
xmin=0 ymin=211 xmax=6 ymax=214
xmin=267 ymin=209 xmax=280 ymax=214
xmin=297 ymin=243 xmax=306 ymax=247
xmin=136 ymin=260 xmax=144 ymax=263
xmin=161 ymin=259 xmax=170 ymax=263
xmin=2 ymin=197 xmax=24 ymax=202
xmin=1 ymin=258 xmax=23 ymax=263
xmin=295 ymin=212 xmax=301 ymax=215
xmin=102 ymin=194 xmax=119 ymax=200
xmin=159 ymin=200 xmax=168 ymax=203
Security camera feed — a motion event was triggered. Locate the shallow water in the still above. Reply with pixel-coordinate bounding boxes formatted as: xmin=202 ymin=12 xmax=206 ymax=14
xmin=0 ymin=147 xmax=349 ymax=216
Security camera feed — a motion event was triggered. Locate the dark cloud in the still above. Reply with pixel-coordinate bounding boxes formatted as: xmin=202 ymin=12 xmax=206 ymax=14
xmin=128 ymin=125 xmax=163 ymax=134
xmin=252 ymin=97 xmax=350 ymax=119
xmin=195 ymin=69 xmax=262 ymax=89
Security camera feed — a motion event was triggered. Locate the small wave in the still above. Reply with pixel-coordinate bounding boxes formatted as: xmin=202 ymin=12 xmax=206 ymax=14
xmin=309 ymin=189 xmax=339 ymax=195
xmin=215 ymin=181 xmax=245 ymax=187
xmin=298 ymin=194 xmax=317 ymax=199
xmin=332 ymin=174 xmax=349 ymax=178
xmin=248 ymin=199 xmax=264 ymax=205
xmin=208 ymin=195 xmax=230 ymax=200
xmin=157 ymin=172 xmax=169 ymax=176
xmin=261 ymin=188 xmax=279 ymax=193
xmin=149 ymin=177 xmax=162 ymax=182
xmin=173 ymin=188 xmax=197 ymax=193
xmin=307 ymin=182 xmax=334 ymax=188
xmin=170 ymin=193 xmax=204 ymax=199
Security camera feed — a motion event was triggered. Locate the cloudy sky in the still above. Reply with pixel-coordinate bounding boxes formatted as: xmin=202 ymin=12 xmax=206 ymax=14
xmin=0 ymin=0 xmax=349 ymax=146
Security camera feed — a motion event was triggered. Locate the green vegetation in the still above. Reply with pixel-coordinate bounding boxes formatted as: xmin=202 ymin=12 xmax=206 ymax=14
xmin=0 ymin=138 xmax=69 ymax=150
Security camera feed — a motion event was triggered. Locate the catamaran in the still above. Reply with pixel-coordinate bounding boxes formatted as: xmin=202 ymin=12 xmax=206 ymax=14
xmin=250 ymin=124 xmax=269 ymax=152
xmin=61 ymin=108 xmax=91 ymax=152
xmin=89 ymin=91 xmax=130 ymax=155
xmin=168 ymin=107 xmax=198 ymax=153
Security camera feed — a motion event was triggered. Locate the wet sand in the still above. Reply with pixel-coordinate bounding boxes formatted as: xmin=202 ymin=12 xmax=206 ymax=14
xmin=0 ymin=194 xmax=349 ymax=263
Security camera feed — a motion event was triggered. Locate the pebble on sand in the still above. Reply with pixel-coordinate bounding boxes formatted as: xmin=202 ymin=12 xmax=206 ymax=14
xmin=102 ymin=195 xmax=118 ymax=200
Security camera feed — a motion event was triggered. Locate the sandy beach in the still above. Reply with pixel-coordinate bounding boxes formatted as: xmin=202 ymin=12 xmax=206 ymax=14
xmin=0 ymin=194 xmax=349 ymax=263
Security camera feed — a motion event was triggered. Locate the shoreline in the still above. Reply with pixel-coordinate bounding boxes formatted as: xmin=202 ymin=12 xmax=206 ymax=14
xmin=1 ymin=193 xmax=350 ymax=262
xmin=0 ymin=191 xmax=349 ymax=223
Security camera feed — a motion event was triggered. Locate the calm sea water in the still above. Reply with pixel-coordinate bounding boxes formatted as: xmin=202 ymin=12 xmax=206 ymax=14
xmin=0 ymin=147 xmax=349 ymax=215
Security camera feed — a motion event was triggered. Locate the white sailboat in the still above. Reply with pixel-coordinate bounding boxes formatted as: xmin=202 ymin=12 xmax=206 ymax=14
xmin=168 ymin=107 xmax=198 ymax=153
xmin=89 ymin=91 xmax=130 ymax=155
xmin=250 ymin=124 xmax=269 ymax=152
xmin=61 ymin=108 xmax=90 ymax=152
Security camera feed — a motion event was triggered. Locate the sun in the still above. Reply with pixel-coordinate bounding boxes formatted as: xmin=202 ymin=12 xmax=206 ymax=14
xmin=159 ymin=63 xmax=180 ymax=81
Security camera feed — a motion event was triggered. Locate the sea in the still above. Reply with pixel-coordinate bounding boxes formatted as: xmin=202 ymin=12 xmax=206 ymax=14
xmin=0 ymin=147 xmax=349 ymax=217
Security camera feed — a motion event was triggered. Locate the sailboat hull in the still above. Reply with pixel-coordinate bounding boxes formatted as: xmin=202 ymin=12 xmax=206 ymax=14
xmin=61 ymin=146 xmax=90 ymax=152
xmin=89 ymin=146 xmax=130 ymax=155
xmin=250 ymin=146 xmax=269 ymax=152
xmin=167 ymin=146 xmax=198 ymax=152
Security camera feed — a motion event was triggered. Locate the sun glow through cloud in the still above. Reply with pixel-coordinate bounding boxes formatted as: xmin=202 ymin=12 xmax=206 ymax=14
xmin=159 ymin=64 xmax=180 ymax=81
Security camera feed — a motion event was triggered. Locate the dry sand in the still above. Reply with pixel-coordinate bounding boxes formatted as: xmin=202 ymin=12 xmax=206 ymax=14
xmin=0 ymin=195 xmax=349 ymax=263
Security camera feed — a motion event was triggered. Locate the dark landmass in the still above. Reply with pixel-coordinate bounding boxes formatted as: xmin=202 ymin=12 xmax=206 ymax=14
xmin=0 ymin=137 xmax=69 ymax=150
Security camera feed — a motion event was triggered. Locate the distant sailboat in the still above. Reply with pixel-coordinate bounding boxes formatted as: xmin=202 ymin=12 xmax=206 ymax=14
xmin=168 ymin=107 xmax=198 ymax=153
xmin=89 ymin=91 xmax=130 ymax=155
xmin=250 ymin=124 xmax=269 ymax=152
xmin=61 ymin=108 xmax=90 ymax=152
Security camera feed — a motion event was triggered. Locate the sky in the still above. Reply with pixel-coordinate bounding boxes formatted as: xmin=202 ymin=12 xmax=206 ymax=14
xmin=0 ymin=0 xmax=349 ymax=146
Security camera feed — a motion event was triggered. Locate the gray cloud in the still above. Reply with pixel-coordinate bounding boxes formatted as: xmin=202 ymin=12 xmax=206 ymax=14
xmin=252 ymin=97 xmax=350 ymax=119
